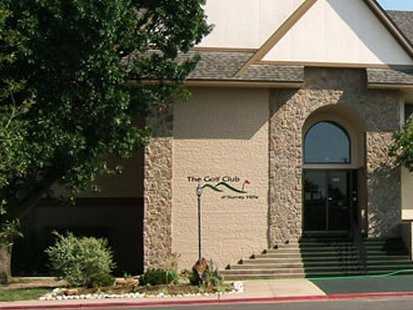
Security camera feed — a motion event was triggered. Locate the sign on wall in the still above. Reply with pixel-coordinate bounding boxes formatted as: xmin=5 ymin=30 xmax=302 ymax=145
xmin=187 ymin=176 xmax=258 ymax=200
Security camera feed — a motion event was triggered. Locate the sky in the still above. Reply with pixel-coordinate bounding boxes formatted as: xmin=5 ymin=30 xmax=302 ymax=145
xmin=379 ymin=0 xmax=413 ymax=10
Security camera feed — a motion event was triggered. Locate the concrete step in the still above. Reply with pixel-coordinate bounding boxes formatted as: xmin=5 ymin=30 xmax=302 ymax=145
xmin=262 ymin=246 xmax=406 ymax=254
xmin=242 ymin=255 xmax=410 ymax=264
xmin=266 ymin=247 xmax=356 ymax=253
xmin=282 ymin=239 xmax=404 ymax=247
xmin=223 ymin=264 xmax=413 ymax=275
xmin=230 ymin=260 xmax=413 ymax=269
xmin=222 ymin=238 xmax=410 ymax=280
xmin=275 ymin=244 xmax=405 ymax=251
xmin=256 ymin=252 xmax=358 ymax=259
xmin=222 ymin=269 xmax=402 ymax=281
xmin=257 ymin=250 xmax=407 ymax=259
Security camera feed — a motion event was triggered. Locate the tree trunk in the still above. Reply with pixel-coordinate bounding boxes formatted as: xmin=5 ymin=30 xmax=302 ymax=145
xmin=0 ymin=244 xmax=12 ymax=284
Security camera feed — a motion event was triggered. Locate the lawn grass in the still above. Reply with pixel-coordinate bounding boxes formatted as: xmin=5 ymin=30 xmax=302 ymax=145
xmin=0 ymin=288 xmax=49 ymax=302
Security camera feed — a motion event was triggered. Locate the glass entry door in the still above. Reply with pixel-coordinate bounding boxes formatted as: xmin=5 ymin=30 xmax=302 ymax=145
xmin=303 ymin=170 xmax=356 ymax=234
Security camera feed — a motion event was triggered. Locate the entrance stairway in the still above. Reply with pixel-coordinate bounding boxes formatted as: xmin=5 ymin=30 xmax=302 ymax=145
xmin=221 ymin=238 xmax=413 ymax=281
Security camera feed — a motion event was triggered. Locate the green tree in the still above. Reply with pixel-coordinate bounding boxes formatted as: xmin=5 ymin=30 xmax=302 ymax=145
xmin=391 ymin=119 xmax=413 ymax=172
xmin=0 ymin=0 xmax=210 ymax=283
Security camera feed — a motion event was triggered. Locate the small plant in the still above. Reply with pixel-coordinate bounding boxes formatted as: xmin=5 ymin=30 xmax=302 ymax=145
xmin=201 ymin=261 xmax=223 ymax=289
xmin=46 ymin=232 xmax=115 ymax=288
xmin=139 ymin=269 xmax=178 ymax=286
xmin=189 ymin=259 xmax=223 ymax=288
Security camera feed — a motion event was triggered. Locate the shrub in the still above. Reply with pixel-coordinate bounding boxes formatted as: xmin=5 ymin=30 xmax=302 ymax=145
xmin=139 ymin=269 xmax=178 ymax=286
xmin=201 ymin=261 xmax=223 ymax=288
xmin=190 ymin=260 xmax=223 ymax=288
xmin=46 ymin=232 xmax=115 ymax=288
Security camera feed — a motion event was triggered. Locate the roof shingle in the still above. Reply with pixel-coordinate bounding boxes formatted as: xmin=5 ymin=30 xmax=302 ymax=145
xmin=367 ymin=67 xmax=413 ymax=85
xmin=181 ymin=51 xmax=304 ymax=83
xmin=387 ymin=10 xmax=413 ymax=46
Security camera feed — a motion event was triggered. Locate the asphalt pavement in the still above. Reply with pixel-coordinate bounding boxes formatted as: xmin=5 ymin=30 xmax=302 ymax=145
xmin=131 ymin=297 xmax=413 ymax=310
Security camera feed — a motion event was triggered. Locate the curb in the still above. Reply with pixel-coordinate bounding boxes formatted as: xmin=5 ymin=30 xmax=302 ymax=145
xmin=3 ymin=292 xmax=413 ymax=309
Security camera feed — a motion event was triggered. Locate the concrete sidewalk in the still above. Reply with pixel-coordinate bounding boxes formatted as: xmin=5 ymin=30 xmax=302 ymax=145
xmin=241 ymin=279 xmax=325 ymax=298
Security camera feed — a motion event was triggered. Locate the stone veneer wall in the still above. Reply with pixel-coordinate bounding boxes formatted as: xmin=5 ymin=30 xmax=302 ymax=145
xmin=143 ymin=106 xmax=173 ymax=269
xmin=269 ymin=68 xmax=401 ymax=245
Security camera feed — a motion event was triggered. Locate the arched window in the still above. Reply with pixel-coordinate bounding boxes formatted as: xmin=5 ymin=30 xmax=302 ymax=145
xmin=304 ymin=121 xmax=351 ymax=164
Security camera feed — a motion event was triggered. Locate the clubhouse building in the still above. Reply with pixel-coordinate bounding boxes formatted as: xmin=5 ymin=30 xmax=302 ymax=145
xmin=16 ymin=0 xmax=413 ymax=278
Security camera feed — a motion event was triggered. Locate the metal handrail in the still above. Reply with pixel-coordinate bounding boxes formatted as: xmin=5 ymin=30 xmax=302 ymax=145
xmin=350 ymin=208 xmax=367 ymax=274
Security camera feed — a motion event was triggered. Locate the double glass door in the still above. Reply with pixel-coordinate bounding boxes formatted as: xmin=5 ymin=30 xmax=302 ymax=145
xmin=303 ymin=170 xmax=357 ymax=234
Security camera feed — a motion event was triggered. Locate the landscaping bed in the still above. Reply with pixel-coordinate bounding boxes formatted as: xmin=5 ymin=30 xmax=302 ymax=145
xmin=39 ymin=279 xmax=243 ymax=301
xmin=1 ymin=235 xmax=242 ymax=303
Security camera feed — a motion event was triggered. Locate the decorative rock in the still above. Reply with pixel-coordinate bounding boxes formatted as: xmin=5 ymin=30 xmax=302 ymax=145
xmin=64 ymin=289 xmax=79 ymax=296
xmin=39 ymin=281 xmax=242 ymax=301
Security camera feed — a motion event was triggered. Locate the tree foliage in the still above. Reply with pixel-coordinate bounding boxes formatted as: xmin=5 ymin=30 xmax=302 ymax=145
xmin=391 ymin=119 xmax=413 ymax=171
xmin=0 ymin=0 xmax=210 ymax=224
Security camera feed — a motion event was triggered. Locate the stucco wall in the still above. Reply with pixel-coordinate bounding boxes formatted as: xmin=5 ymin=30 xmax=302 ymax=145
xmin=263 ymin=0 xmax=413 ymax=65
xmin=269 ymin=68 xmax=402 ymax=244
xmin=172 ymin=88 xmax=269 ymax=269
xmin=198 ymin=0 xmax=303 ymax=49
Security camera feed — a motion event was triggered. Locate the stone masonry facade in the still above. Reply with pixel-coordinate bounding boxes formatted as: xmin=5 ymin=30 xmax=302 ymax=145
xmin=269 ymin=68 xmax=402 ymax=245
xmin=143 ymin=106 xmax=173 ymax=269
xmin=144 ymin=68 xmax=403 ymax=268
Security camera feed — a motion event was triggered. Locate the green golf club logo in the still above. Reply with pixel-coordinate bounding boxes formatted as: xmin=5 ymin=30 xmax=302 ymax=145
xmin=202 ymin=180 xmax=251 ymax=194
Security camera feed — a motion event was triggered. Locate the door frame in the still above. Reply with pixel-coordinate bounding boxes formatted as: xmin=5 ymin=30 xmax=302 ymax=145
xmin=302 ymin=168 xmax=359 ymax=237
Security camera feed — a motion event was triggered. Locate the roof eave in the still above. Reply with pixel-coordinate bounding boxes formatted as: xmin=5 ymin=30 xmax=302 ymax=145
xmin=368 ymin=82 xmax=413 ymax=90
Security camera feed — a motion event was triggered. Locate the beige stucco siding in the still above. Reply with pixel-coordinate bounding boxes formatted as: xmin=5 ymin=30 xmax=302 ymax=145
xmin=198 ymin=0 xmax=303 ymax=49
xmin=402 ymin=167 xmax=413 ymax=220
xmin=263 ymin=0 xmax=413 ymax=65
xmin=172 ymin=88 xmax=269 ymax=269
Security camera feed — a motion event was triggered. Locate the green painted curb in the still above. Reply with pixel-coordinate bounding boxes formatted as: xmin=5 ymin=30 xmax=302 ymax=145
xmin=309 ymin=269 xmax=413 ymax=281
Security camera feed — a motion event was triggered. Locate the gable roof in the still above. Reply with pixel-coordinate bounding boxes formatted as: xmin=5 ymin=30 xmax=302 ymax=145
xmin=387 ymin=10 xmax=413 ymax=46
xmin=181 ymin=3 xmax=413 ymax=88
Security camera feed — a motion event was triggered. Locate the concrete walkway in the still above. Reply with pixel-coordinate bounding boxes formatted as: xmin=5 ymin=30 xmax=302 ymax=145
xmin=239 ymin=279 xmax=326 ymax=298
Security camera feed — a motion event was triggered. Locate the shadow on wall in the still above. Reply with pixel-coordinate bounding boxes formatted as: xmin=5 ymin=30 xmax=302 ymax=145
xmin=12 ymin=199 xmax=144 ymax=277
xmin=174 ymin=88 xmax=269 ymax=140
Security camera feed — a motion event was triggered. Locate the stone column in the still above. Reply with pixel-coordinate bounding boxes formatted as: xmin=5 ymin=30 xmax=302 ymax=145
xmin=366 ymin=132 xmax=401 ymax=237
xmin=143 ymin=105 xmax=173 ymax=269
xmin=269 ymin=90 xmax=304 ymax=246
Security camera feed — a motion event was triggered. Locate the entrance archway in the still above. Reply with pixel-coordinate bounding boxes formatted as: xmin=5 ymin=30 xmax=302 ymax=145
xmin=302 ymin=105 xmax=366 ymax=236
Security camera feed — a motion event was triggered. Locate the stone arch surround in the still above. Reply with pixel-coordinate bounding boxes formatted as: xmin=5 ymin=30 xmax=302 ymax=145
xmin=269 ymin=68 xmax=401 ymax=245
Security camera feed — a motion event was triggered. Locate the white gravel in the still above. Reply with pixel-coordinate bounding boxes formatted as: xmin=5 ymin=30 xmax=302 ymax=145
xmin=39 ymin=282 xmax=244 ymax=301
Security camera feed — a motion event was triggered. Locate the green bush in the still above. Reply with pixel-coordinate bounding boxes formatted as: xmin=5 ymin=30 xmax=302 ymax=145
xmin=190 ymin=260 xmax=223 ymax=288
xmin=202 ymin=261 xmax=223 ymax=288
xmin=139 ymin=268 xmax=178 ymax=286
xmin=45 ymin=232 xmax=115 ymax=288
